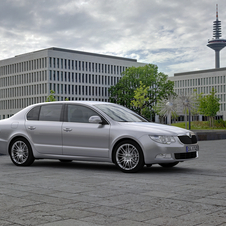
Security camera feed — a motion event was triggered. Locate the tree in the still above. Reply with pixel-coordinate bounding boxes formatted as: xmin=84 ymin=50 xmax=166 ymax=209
xmin=109 ymin=64 xmax=175 ymax=114
xmin=46 ymin=90 xmax=56 ymax=102
xmin=130 ymin=81 xmax=149 ymax=116
xmin=198 ymin=88 xmax=220 ymax=127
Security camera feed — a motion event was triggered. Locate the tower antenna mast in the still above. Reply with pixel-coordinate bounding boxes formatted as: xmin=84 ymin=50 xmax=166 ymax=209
xmin=207 ymin=4 xmax=226 ymax=68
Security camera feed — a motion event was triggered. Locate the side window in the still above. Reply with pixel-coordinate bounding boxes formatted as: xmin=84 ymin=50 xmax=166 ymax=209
xmin=67 ymin=105 xmax=99 ymax=123
xmin=39 ymin=104 xmax=63 ymax=121
xmin=27 ymin=106 xmax=40 ymax=120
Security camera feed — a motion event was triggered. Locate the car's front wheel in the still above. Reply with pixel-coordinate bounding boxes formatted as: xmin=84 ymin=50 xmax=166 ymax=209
xmin=113 ymin=140 xmax=144 ymax=173
xmin=9 ymin=138 xmax=35 ymax=166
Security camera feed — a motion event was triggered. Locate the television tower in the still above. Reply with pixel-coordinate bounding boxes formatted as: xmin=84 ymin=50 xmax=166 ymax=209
xmin=207 ymin=4 xmax=226 ymax=68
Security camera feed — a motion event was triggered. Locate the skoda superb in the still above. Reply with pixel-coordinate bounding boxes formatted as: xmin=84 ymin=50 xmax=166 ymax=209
xmin=0 ymin=101 xmax=199 ymax=173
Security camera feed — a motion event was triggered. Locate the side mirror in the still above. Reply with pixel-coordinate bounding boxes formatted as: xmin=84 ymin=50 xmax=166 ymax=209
xmin=89 ymin=116 xmax=103 ymax=124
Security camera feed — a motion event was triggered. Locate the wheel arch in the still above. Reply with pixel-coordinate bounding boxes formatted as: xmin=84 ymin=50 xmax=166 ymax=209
xmin=111 ymin=138 xmax=144 ymax=163
xmin=8 ymin=135 xmax=32 ymax=155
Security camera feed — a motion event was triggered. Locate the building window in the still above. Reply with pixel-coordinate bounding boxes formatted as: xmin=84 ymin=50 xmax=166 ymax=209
xmin=61 ymin=59 xmax=63 ymax=69
xmin=82 ymin=61 xmax=84 ymax=71
xmin=85 ymin=62 xmax=88 ymax=71
xmin=49 ymin=58 xmax=52 ymax=68
xmin=49 ymin=71 xmax=52 ymax=80
xmin=53 ymin=58 xmax=56 ymax=68
xmin=89 ymin=62 xmax=91 ymax=72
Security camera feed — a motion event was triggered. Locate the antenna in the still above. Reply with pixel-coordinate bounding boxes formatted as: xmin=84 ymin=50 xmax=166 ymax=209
xmin=207 ymin=4 xmax=226 ymax=68
xmin=216 ymin=4 xmax=218 ymax=20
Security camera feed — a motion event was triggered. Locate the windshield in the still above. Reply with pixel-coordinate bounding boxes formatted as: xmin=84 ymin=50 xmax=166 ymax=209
xmin=95 ymin=104 xmax=147 ymax=122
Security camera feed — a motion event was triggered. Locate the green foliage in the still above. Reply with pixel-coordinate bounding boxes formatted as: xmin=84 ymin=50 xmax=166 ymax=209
xmin=130 ymin=81 xmax=149 ymax=115
xmin=141 ymin=106 xmax=154 ymax=120
xmin=198 ymin=88 xmax=220 ymax=127
xmin=172 ymin=120 xmax=226 ymax=130
xmin=215 ymin=119 xmax=226 ymax=128
xmin=46 ymin=90 xmax=56 ymax=102
xmin=109 ymin=64 xmax=175 ymax=113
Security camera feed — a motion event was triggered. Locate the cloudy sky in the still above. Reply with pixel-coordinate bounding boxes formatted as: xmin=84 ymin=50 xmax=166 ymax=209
xmin=0 ymin=0 xmax=225 ymax=77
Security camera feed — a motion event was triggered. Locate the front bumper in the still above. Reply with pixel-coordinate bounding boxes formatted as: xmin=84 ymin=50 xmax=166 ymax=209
xmin=140 ymin=135 xmax=199 ymax=164
xmin=155 ymin=150 xmax=198 ymax=163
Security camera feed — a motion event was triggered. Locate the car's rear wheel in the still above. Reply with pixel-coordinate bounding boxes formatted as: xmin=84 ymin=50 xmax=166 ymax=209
xmin=113 ymin=140 xmax=144 ymax=173
xmin=9 ymin=138 xmax=34 ymax=166
xmin=159 ymin=162 xmax=179 ymax=168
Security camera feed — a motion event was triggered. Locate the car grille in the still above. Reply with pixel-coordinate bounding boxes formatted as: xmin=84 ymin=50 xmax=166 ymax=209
xmin=178 ymin=135 xmax=197 ymax=144
xmin=174 ymin=151 xmax=197 ymax=160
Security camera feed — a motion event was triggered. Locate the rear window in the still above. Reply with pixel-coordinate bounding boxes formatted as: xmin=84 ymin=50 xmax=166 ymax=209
xmin=27 ymin=104 xmax=63 ymax=121
xmin=39 ymin=104 xmax=63 ymax=121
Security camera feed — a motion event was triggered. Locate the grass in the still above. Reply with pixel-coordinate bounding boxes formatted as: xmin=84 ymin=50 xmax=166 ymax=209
xmin=171 ymin=120 xmax=226 ymax=130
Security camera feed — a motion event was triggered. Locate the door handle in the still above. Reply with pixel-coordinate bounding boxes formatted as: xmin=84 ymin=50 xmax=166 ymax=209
xmin=28 ymin=126 xmax=36 ymax=130
xmin=63 ymin=128 xmax=72 ymax=132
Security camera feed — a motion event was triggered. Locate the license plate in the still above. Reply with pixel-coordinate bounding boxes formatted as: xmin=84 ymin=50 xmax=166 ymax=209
xmin=186 ymin=145 xmax=199 ymax=152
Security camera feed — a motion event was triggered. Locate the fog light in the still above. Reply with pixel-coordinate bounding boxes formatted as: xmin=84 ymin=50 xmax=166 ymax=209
xmin=155 ymin=154 xmax=172 ymax=160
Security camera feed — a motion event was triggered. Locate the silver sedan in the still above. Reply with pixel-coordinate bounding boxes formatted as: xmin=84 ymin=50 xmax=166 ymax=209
xmin=0 ymin=101 xmax=199 ymax=173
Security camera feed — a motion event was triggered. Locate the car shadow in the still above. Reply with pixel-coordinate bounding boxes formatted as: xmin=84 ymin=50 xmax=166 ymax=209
xmin=32 ymin=159 xmax=118 ymax=172
xmin=29 ymin=160 xmax=201 ymax=174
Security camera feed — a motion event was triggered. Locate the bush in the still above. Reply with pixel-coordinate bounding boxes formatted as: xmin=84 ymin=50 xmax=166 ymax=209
xmin=215 ymin=119 xmax=226 ymax=128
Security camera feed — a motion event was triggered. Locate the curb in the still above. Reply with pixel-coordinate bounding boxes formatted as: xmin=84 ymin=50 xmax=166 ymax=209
xmin=193 ymin=130 xmax=226 ymax=141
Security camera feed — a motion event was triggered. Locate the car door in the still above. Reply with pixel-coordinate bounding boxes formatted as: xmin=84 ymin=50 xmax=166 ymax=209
xmin=62 ymin=104 xmax=110 ymax=158
xmin=25 ymin=104 xmax=63 ymax=155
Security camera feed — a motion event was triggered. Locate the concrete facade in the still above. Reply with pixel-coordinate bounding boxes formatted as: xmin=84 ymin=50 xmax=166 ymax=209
xmin=169 ymin=67 xmax=226 ymax=120
xmin=0 ymin=47 xmax=146 ymax=119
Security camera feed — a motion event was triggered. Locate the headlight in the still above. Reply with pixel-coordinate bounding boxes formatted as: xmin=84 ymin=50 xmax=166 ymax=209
xmin=149 ymin=135 xmax=176 ymax=145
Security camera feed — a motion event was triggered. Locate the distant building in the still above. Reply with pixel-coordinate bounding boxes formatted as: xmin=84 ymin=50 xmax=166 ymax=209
xmin=0 ymin=47 xmax=145 ymax=119
xmin=169 ymin=68 xmax=226 ymax=120
xmin=169 ymin=5 xmax=226 ymax=121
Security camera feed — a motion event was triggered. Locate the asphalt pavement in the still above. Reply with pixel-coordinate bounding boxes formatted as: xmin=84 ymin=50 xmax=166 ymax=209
xmin=0 ymin=140 xmax=226 ymax=226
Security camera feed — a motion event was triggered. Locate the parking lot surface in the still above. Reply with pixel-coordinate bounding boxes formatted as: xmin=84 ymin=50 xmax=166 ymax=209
xmin=0 ymin=140 xmax=226 ymax=226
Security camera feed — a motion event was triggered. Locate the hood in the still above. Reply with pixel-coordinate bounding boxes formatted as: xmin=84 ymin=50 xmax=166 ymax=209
xmin=118 ymin=122 xmax=192 ymax=136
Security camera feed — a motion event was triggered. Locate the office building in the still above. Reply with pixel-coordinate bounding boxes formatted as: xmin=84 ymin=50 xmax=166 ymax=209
xmin=169 ymin=68 xmax=226 ymax=120
xmin=0 ymin=47 xmax=145 ymax=119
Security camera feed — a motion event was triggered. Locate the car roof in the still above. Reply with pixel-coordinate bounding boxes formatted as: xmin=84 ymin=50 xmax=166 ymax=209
xmin=10 ymin=101 xmax=116 ymax=120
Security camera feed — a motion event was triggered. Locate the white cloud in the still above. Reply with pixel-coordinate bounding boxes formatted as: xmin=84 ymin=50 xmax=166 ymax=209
xmin=0 ymin=0 xmax=226 ymax=77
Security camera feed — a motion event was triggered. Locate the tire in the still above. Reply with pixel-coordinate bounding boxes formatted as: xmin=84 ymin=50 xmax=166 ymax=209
xmin=159 ymin=162 xmax=179 ymax=168
xmin=9 ymin=138 xmax=35 ymax=166
xmin=59 ymin=160 xmax=73 ymax=163
xmin=113 ymin=140 xmax=144 ymax=173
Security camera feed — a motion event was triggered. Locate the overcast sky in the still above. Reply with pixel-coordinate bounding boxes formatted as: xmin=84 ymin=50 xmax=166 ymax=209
xmin=0 ymin=0 xmax=225 ymax=77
